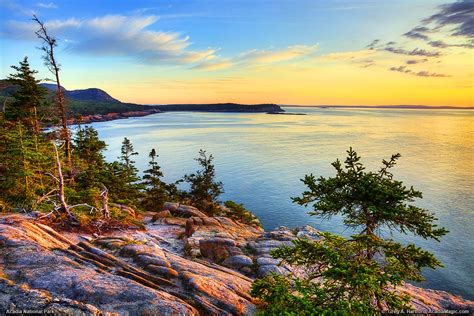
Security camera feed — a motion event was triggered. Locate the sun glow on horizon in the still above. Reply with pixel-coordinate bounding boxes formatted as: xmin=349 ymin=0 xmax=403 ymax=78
xmin=1 ymin=0 xmax=473 ymax=106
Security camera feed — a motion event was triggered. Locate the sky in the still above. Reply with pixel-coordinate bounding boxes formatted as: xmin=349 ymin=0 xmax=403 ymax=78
xmin=0 ymin=0 xmax=473 ymax=106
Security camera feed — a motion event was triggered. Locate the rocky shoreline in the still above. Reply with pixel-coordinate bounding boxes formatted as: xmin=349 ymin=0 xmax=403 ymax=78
xmin=0 ymin=204 xmax=472 ymax=315
xmin=67 ymin=109 xmax=161 ymax=125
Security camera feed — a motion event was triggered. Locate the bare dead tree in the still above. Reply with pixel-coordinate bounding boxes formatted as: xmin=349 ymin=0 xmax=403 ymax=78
xmin=40 ymin=142 xmax=87 ymax=224
xmin=32 ymin=15 xmax=72 ymax=167
xmin=1 ymin=98 xmax=7 ymax=113
xmin=51 ymin=141 xmax=68 ymax=212
xmin=100 ymin=185 xmax=110 ymax=219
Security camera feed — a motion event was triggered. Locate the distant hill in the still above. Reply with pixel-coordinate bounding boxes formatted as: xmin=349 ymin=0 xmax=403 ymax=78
xmin=0 ymin=79 xmax=151 ymax=117
xmin=1 ymin=80 xmax=284 ymax=118
xmin=39 ymin=83 xmax=120 ymax=103
xmin=156 ymin=103 xmax=284 ymax=113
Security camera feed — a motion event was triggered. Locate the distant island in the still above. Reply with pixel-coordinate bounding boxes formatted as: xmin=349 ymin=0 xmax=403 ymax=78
xmin=156 ymin=103 xmax=283 ymax=113
xmin=285 ymin=105 xmax=474 ymax=110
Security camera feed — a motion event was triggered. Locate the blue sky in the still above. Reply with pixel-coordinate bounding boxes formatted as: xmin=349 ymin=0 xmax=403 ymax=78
xmin=1 ymin=0 xmax=472 ymax=106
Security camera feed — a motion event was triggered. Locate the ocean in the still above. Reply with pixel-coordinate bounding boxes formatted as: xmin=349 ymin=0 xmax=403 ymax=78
xmin=89 ymin=107 xmax=473 ymax=299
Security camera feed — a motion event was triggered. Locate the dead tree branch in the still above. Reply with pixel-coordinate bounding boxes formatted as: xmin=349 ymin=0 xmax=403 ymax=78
xmin=33 ymin=15 xmax=72 ymax=167
xmin=100 ymin=186 xmax=110 ymax=219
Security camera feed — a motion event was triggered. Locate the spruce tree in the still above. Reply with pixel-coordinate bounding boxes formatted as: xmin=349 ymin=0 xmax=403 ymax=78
xmin=119 ymin=137 xmax=140 ymax=185
xmin=7 ymin=57 xmax=47 ymax=134
xmin=141 ymin=148 xmax=170 ymax=211
xmin=183 ymin=149 xmax=223 ymax=214
xmin=72 ymin=126 xmax=108 ymax=207
xmin=252 ymin=148 xmax=448 ymax=313
xmin=102 ymin=137 xmax=143 ymax=205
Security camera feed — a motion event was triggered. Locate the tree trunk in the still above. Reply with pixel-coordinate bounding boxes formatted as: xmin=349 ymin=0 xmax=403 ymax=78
xmin=32 ymin=106 xmax=40 ymax=135
xmin=100 ymin=186 xmax=110 ymax=219
xmin=52 ymin=142 xmax=68 ymax=212
xmin=17 ymin=124 xmax=30 ymax=197
xmin=32 ymin=15 xmax=72 ymax=168
xmin=54 ymin=68 xmax=72 ymax=167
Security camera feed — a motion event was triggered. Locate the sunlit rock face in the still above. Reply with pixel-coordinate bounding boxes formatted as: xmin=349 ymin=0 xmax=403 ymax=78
xmin=0 ymin=207 xmax=472 ymax=315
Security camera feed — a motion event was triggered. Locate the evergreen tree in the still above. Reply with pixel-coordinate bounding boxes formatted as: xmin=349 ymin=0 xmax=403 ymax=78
xmin=141 ymin=148 xmax=172 ymax=211
xmin=102 ymin=137 xmax=143 ymax=205
xmin=120 ymin=137 xmax=140 ymax=185
xmin=7 ymin=57 xmax=48 ymax=134
xmin=223 ymin=201 xmax=262 ymax=227
xmin=252 ymin=148 xmax=448 ymax=313
xmin=74 ymin=126 xmax=107 ymax=172
xmin=183 ymin=149 xmax=223 ymax=214
xmin=0 ymin=116 xmax=53 ymax=210
xmin=72 ymin=126 xmax=108 ymax=207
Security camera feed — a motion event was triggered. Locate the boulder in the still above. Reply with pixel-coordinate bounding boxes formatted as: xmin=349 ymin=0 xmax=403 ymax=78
xmin=153 ymin=217 xmax=188 ymax=226
xmin=162 ymin=202 xmax=179 ymax=212
xmin=135 ymin=254 xmax=171 ymax=268
xmin=262 ymin=226 xmax=295 ymax=241
xmin=163 ymin=203 xmax=208 ymax=218
xmin=185 ymin=216 xmax=263 ymax=242
xmin=199 ymin=237 xmax=242 ymax=262
xmin=145 ymin=265 xmax=179 ymax=278
xmin=222 ymin=255 xmax=253 ymax=270
xmin=296 ymin=225 xmax=321 ymax=239
xmin=152 ymin=210 xmax=171 ymax=222
xmin=256 ymin=257 xmax=280 ymax=266
xmin=257 ymin=264 xmax=286 ymax=278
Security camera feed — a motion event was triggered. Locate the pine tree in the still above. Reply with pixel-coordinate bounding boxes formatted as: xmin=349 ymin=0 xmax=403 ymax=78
xmin=252 ymin=148 xmax=448 ymax=313
xmin=183 ymin=149 xmax=223 ymax=214
xmin=0 ymin=116 xmax=53 ymax=210
xmin=72 ymin=126 xmax=108 ymax=207
xmin=141 ymin=148 xmax=171 ymax=211
xmin=102 ymin=137 xmax=143 ymax=205
xmin=7 ymin=57 xmax=47 ymax=134
xmin=119 ymin=137 xmax=140 ymax=185
xmin=74 ymin=126 xmax=107 ymax=175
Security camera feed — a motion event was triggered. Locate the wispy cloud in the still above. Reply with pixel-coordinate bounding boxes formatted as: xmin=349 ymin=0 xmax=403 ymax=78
xmin=390 ymin=65 xmax=411 ymax=73
xmin=3 ymin=15 xmax=217 ymax=65
xmin=0 ymin=0 xmax=35 ymax=15
xmin=236 ymin=45 xmax=319 ymax=64
xmin=194 ymin=44 xmax=319 ymax=71
xmin=406 ymin=59 xmax=428 ymax=64
xmin=413 ymin=70 xmax=449 ymax=77
xmin=423 ymin=0 xmax=474 ymax=38
xmin=384 ymin=47 xmax=441 ymax=57
xmin=429 ymin=39 xmax=474 ymax=48
xmin=37 ymin=2 xmax=57 ymax=9
xmin=402 ymin=0 xmax=473 ymax=48
xmin=318 ymin=49 xmax=377 ymax=61
xmin=389 ymin=65 xmax=450 ymax=77
xmin=192 ymin=60 xmax=233 ymax=71
xmin=403 ymin=27 xmax=430 ymax=41
xmin=366 ymin=39 xmax=381 ymax=50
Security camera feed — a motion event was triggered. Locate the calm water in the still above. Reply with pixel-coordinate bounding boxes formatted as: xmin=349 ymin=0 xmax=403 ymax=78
xmin=89 ymin=107 xmax=474 ymax=300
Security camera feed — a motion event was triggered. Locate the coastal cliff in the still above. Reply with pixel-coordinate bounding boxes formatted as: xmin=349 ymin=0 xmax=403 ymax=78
xmin=0 ymin=204 xmax=472 ymax=315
